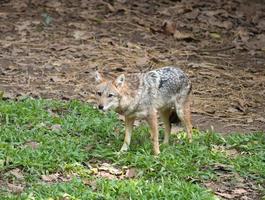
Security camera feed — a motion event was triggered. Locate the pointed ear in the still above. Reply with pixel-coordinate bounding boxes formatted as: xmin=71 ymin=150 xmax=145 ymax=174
xmin=95 ymin=71 xmax=103 ymax=83
xmin=115 ymin=74 xmax=125 ymax=88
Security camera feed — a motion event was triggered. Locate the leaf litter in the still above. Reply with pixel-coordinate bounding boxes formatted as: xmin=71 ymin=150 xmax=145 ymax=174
xmin=1 ymin=0 xmax=264 ymax=134
xmin=39 ymin=161 xmax=137 ymax=186
xmin=202 ymin=161 xmax=262 ymax=200
xmin=23 ymin=140 xmax=40 ymax=150
xmin=0 ymin=168 xmax=26 ymax=194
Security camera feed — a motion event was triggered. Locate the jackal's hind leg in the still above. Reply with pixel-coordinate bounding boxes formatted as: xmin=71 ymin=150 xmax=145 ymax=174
xmin=175 ymin=97 xmax=192 ymax=142
xmin=147 ymin=111 xmax=160 ymax=155
xmin=120 ymin=117 xmax=135 ymax=152
xmin=160 ymin=109 xmax=172 ymax=144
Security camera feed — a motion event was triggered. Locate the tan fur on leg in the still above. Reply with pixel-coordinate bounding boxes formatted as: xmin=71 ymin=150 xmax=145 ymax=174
xmin=183 ymin=97 xmax=192 ymax=142
xmin=160 ymin=110 xmax=171 ymax=144
xmin=147 ymin=111 xmax=160 ymax=155
xmin=176 ymin=95 xmax=192 ymax=142
xmin=120 ymin=117 xmax=135 ymax=151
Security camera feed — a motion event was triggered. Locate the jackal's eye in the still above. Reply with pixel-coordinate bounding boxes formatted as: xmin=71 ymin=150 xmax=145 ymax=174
xmin=97 ymin=92 xmax=102 ymax=96
xmin=108 ymin=93 xmax=114 ymax=98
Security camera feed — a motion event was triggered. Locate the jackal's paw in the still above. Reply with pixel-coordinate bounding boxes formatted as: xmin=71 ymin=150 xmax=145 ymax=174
xmin=120 ymin=144 xmax=129 ymax=152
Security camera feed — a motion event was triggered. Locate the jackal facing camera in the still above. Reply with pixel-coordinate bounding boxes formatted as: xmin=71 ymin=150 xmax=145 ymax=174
xmin=94 ymin=66 xmax=192 ymax=155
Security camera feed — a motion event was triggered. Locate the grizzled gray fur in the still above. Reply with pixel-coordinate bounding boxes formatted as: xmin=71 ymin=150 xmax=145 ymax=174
xmin=95 ymin=66 xmax=193 ymax=155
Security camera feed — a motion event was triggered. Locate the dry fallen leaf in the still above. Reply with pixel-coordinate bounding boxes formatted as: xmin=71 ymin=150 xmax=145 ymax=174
xmin=125 ymin=168 xmax=137 ymax=178
xmin=212 ymin=163 xmax=233 ymax=172
xmin=162 ymin=20 xmax=176 ymax=35
xmin=98 ymin=163 xmax=122 ymax=175
xmin=16 ymin=21 xmax=31 ymax=33
xmin=97 ymin=171 xmax=117 ymax=179
xmin=126 ymin=42 xmax=141 ymax=49
xmin=215 ymin=192 xmax=234 ymax=199
xmin=50 ymin=76 xmax=64 ymax=82
xmin=2 ymin=91 xmax=15 ymax=99
xmin=247 ymin=118 xmax=253 ymax=123
xmin=256 ymin=117 xmax=265 ymax=122
xmin=135 ymin=57 xmax=148 ymax=66
xmin=105 ymin=2 xmax=115 ymax=12
xmin=84 ymin=144 xmax=95 ymax=151
xmin=233 ymin=188 xmax=247 ymax=195
xmin=257 ymin=19 xmax=265 ymax=31
xmin=89 ymin=180 xmax=98 ymax=191
xmin=210 ymin=33 xmax=221 ymax=39
xmin=237 ymin=27 xmax=250 ymax=43
xmin=45 ymin=1 xmax=62 ymax=8
xmin=118 ymin=114 xmax=125 ymax=122
xmin=225 ymin=148 xmax=239 ymax=157
xmin=9 ymin=168 xmax=24 ymax=180
xmin=41 ymin=173 xmax=60 ymax=182
xmin=59 ymin=174 xmax=73 ymax=182
xmin=228 ymin=107 xmax=239 ymax=113
xmin=51 ymin=124 xmax=62 ymax=132
xmin=7 ymin=183 xmax=24 ymax=193
xmin=246 ymin=34 xmax=265 ymax=50
xmin=73 ymin=30 xmax=91 ymax=40
xmin=24 ymin=140 xmax=40 ymax=150
xmin=91 ymin=168 xmax=98 ymax=174
xmin=10 ymin=1 xmax=27 ymax=11
xmin=173 ymin=31 xmax=194 ymax=41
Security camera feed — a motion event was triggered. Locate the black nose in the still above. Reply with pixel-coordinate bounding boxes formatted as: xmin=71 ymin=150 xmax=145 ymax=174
xmin=98 ymin=105 xmax=104 ymax=110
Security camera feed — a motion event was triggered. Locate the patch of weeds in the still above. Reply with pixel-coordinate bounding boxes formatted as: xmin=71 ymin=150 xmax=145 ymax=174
xmin=226 ymin=133 xmax=265 ymax=180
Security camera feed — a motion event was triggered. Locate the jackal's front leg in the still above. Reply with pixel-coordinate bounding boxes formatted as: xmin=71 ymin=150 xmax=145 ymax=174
xmin=147 ymin=111 xmax=160 ymax=155
xmin=120 ymin=116 xmax=135 ymax=152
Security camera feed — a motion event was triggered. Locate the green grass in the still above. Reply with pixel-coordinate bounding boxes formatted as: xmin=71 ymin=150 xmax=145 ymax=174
xmin=0 ymin=99 xmax=264 ymax=199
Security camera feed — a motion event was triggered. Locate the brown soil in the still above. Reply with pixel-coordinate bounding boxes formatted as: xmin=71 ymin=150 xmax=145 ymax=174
xmin=0 ymin=0 xmax=265 ymax=134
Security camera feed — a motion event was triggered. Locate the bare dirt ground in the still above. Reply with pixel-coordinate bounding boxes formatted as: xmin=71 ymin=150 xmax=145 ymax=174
xmin=0 ymin=0 xmax=265 ymax=134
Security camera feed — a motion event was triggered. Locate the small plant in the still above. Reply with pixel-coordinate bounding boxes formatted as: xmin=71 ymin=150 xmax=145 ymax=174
xmin=41 ymin=13 xmax=53 ymax=26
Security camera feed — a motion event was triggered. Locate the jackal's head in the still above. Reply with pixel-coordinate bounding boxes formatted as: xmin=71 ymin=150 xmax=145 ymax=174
xmin=94 ymin=71 xmax=126 ymax=111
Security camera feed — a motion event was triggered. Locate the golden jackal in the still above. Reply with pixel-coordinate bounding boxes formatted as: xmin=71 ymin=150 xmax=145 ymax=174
xmin=94 ymin=66 xmax=192 ymax=155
